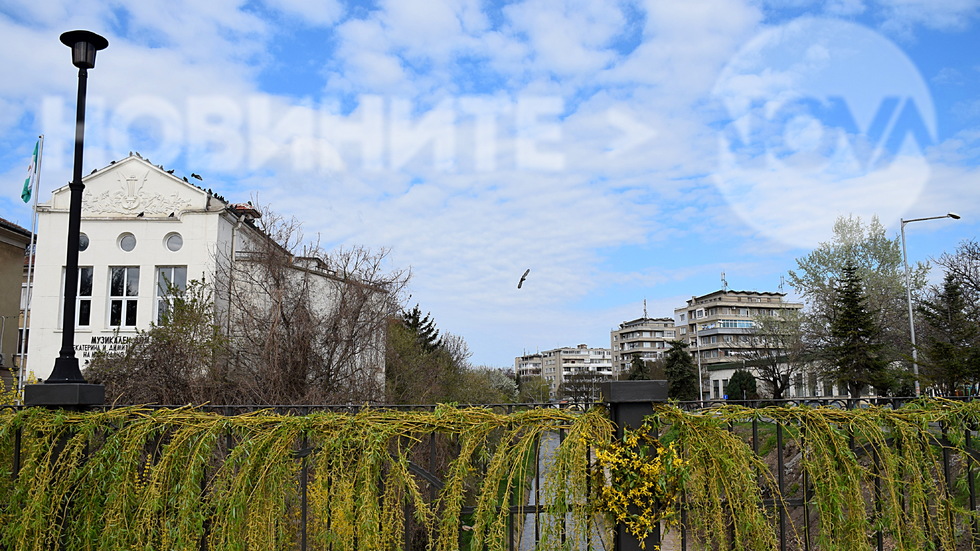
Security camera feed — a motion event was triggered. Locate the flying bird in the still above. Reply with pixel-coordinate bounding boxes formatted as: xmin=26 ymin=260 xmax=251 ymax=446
xmin=191 ymin=173 xmax=203 ymax=180
xmin=517 ymin=269 xmax=530 ymax=289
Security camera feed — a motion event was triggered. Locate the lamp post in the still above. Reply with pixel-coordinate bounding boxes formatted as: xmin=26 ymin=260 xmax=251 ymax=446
xmin=901 ymin=212 xmax=960 ymax=397
xmin=24 ymin=31 xmax=107 ymax=407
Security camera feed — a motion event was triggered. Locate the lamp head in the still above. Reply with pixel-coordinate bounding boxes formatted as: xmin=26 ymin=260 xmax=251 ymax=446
xmin=60 ymin=30 xmax=108 ymax=69
xmin=947 ymin=212 xmax=961 ymax=220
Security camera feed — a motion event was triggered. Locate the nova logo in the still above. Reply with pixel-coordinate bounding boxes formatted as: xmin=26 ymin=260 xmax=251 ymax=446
xmin=723 ymin=95 xmax=934 ymax=173
xmin=711 ymin=18 xmax=936 ymax=248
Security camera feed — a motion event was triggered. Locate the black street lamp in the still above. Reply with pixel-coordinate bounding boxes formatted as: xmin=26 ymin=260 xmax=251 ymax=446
xmin=24 ymin=31 xmax=108 ymax=407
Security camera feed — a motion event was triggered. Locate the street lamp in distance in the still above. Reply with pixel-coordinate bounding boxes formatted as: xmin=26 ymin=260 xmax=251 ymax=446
xmin=901 ymin=212 xmax=961 ymax=397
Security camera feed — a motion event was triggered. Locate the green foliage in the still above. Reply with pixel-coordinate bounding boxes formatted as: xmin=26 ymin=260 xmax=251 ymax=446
xmin=0 ymin=405 xmax=613 ymax=551
xmin=517 ymin=375 xmax=551 ymax=403
xmin=827 ymin=262 xmax=890 ymax=398
xmin=85 ymin=279 xmax=228 ymax=404
xmin=2 ymin=403 xmax=980 ymax=549
xmin=386 ymin=309 xmax=482 ymax=404
xmin=453 ymin=368 xmax=518 ymax=404
xmin=727 ymin=369 xmax=758 ymax=400
xmin=627 ymin=353 xmax=651 ymax=380
xmin=789 ymin=215 xmax=924 ymax=375
xmin=645 ymin=400 xmax=980 ymax=550
xmin=402 ymin=305 xmax=443 ymax=353
xmin=664 ymin=341 xmax=699 ymax=401
xmin=918 ymin=272 xmax=980 ymax=394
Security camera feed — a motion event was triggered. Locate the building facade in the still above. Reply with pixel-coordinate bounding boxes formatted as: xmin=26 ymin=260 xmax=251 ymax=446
xmin=515 ymin=344 xmax=612 ymax=400
xmin=26 ymin=154 xmax=386 ymax=397
xmin=674 ymin=290 xmax=810 ymax=400
xmin=0 ymin=218 xmax=31 ymax=379
xmin=609 ymin=317 xmax=676 ymax=376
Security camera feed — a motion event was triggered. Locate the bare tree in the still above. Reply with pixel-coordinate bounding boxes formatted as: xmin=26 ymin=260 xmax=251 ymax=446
xmin=219 ymin=208 xmax=408 ymax=404
xmin=744 ymin=310 xmax=809 ymax=399
xmin=936 ymin=239 xmax=980 ymax=321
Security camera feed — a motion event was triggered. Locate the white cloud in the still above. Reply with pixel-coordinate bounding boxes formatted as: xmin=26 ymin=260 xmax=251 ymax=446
xmin=873 ymin=0 xmax=980 ymax=34
xmin=501 ymin=0 xmax=626 ymax=77
xmin=261 ymin=0 xmax=344 ymax=26
xmin=3 ymin=0 xmax=979 ymax=368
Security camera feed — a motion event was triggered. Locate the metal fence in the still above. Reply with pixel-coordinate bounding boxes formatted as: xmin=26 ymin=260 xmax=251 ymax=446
xmin=3 ymin=397 xmax=978 ymax=550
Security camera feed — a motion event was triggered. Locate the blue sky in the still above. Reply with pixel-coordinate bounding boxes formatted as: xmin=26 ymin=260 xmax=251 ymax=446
xmin=1 ymin=0 xmax=978 ymax=368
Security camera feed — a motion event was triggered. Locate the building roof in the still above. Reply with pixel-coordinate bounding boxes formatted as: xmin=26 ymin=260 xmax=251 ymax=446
xmin=0 ymin=216 xmax=31 ymax=239
xmin=682 ymin=289 xmax=789 ymax=307
xmin=617 ymin=316 xmax=674 ymax=328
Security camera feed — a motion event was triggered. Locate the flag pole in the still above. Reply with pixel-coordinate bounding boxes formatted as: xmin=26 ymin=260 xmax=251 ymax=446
xmin=18 ymin=134 xmax=42 ymax=396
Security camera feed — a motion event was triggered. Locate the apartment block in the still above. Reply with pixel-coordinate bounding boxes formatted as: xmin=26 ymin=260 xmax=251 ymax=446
xmin=609 ymin=317 xmax=677 ymax=376
xmin=514 ymin=344 xmax=612 ymax=399
xmin=674 ymin=290 xmax=805 ymax=399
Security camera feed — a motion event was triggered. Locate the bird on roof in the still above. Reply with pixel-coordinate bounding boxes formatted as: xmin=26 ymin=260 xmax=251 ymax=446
xmin=90 ymin=169 xmax=97 ymax=174
xmin=191 ymin=173 xmax=202 ymax=180
xmin=166 ymin=169 xmax=174 ymax=174
xmin=136 ymin=212 xmax=144 ymax=218
xmin=168 ymin=212 xmax=175 ymax=218
xmin=183 ymin=177 xmax=189 ymax=182
xmin=518 ymin=268 xmax=530 ymax=289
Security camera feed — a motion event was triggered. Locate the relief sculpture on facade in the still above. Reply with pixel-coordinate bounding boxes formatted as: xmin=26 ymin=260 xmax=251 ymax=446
xmin=82 ymin=169 xmax=195 ymax=216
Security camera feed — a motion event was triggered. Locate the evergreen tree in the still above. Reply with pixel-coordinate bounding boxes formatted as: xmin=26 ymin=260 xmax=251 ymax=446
xmin=827 ymin=262 xmax=890 ymax=399
xmin=402 ymin=305 xmax=443 ymax=353
xmin=627 ymin=353 xmax=651 ymax=380
xmin=917 ymin=272 xmax=980 ymax=394
xmin=664 ymin=341 xmax=699 ymax=401
xmin=727 ymin=369 xmax=758 ymax=401
xmin=789 ymin=215 xmax=926 ymax=372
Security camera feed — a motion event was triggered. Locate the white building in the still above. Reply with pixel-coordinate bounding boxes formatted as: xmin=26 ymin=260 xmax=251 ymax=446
xmin=609 ymin=317 xmax=677 ymax=377
xmin=516 ymin=344 xmax=612 ymax=400
xmin=26 ymin=154 xmax=385 ymax=397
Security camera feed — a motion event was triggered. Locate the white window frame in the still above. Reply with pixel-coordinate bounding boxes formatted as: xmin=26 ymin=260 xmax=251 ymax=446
xmin=109 ymin=266 xmax=140 ymax=328
xmin=59 ymin=267 xmax=93 ymax=329
xmin=155 ymin=266 xmax=188 ymax=324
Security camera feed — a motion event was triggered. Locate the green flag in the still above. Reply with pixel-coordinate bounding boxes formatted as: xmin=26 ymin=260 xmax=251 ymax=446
xmin=21 ymin=140 xmax=38 ymax=203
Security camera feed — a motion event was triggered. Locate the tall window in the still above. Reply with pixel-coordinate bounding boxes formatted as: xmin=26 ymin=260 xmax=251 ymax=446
xmin=156 ymin=266 xmax=187 ymax=323
xmin=60 ymin=267 xmax=92 ymax=328
xmin=109 ymin=267 xmax=139 ymax=327
xmin=78 ymin=267 xmax=93 ymax=326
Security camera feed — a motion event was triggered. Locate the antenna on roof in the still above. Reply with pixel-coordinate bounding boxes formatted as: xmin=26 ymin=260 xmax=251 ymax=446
xmin=643 ymin=298 xmax=647 ymax=318
xmin=779 ymin=275 xmax=785 ymax=293
xmin=721 ymin=271 xmax=728 ymax=292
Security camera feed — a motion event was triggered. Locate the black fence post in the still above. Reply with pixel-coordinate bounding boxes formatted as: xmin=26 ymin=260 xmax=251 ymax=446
xmin=601 ymin=380 xmax=669 ymax=551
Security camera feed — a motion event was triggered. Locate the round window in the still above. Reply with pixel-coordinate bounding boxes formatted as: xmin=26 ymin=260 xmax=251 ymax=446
xmin=78 ymin=233 xmax=89 ymax=252
xmin=165 ymin=233 xmax=183 ymax=252
xmin=118 ymin=233 xmax=137 ymax=252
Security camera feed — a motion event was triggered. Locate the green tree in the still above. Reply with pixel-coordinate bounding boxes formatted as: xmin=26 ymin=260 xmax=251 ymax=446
xmin=664 ymin=341 xmax=699 ymax=401
xmin=917 ymin=272 xmax=980 ymax=395
xmin=518 ymin=375 xmax=552 ymax=403
xmin=727 ymin=369 xmax=758 ymax=401
xmin=826 ymin=263 xmax=890 ymax=399
xmin=788 ymin=215 xmax=927 ymax=365
xmin=385 ymin=309 xmax=469 ymax=404
xmin=402 ymin=305 xmax=443 ymax=353
xmin=86 ymin=279 xmax=228 ymax=404
xmin=453 ymin=367 xmax=518 ymax=404
xmin=627 ymin=353 xmax=651 ymax=380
